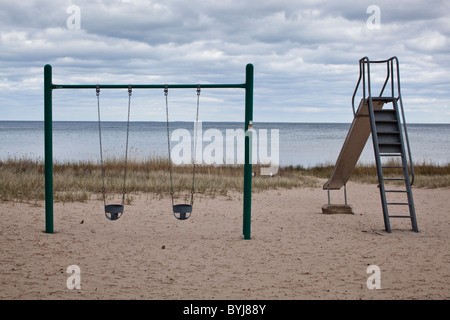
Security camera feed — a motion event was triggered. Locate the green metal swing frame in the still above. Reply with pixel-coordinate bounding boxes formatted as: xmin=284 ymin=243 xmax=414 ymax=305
xmin=43 ymin=64 xmax=254 ymax=239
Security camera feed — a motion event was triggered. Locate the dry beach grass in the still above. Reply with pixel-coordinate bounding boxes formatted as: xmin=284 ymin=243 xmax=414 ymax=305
xmin=1 ymin=156 xmax=449 ymax=203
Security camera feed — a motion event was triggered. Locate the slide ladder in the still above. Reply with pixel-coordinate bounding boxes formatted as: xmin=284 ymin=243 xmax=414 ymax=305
xmin=324 ymin=57 xmax=418 ymax=232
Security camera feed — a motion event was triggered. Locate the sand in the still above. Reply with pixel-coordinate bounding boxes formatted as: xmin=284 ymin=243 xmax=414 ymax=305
xmin=1 ymin=181 xmax=449 ymax=300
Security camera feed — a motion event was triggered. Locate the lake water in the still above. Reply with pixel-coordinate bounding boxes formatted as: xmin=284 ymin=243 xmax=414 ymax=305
xmin=1 ymin=121 xmax=449 ymax=167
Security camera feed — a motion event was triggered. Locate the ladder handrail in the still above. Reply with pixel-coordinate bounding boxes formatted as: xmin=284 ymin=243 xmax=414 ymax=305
xmin=352 ymin=56 xmax=415 ymax=185
xmin=351 ymin=58 xmax=364 ymax=117
xmin=379 ymin=60 xmax=391 ymax=97
xmin=393 ymin=56 xmax=415 ymax=185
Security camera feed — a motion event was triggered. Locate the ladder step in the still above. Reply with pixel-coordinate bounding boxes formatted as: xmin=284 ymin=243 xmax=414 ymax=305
xmin=389 ymin=215 xmax=412 ymax=219
xmin=379 ymin=145 xmax=402 ymax=154
xmin=374 ymin=110 xmax=398 ymax=121
xmin=387 ymin=202 xmax=410 ymax=205
xmin=383 ymin=177 xmax=406 ymax=181
xmin=375 ymin=120 xmax=397 ymax=123
xmin=380 ymin=153 xmax=402 ymax=156
xmin=377 ymin=132 xmax=401 ymax=140
xmin=382 ymin=166 xmax=404 ymax=169
xmin=377 ymin=131 xmax=400 ymax=135
xmin=385 ymin=190 xmax=408 ymax=193
xmin=375 ymin=122 xmax=398 ymax=133
xmin=372 ymin=97 xmax=396 ymax=102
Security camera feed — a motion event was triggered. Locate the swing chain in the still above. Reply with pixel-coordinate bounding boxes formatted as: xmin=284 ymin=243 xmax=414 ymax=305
xmin=96 ymin=85 xmax=107 ymax=206
xmin=191 ymin=84 xmax=201 ymax=205
xmin=122 ymin=85 xmax=132 ymax=205
xmin=164 ymin=85 xmax=175 ymax=204
xmin=165 ymin=85 xmax=200 ymax=208
xmin=97 ymin=84 xmax=132 ymax=208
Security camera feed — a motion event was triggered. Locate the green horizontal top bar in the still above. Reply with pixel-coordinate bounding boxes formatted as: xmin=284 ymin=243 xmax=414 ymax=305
xmin=52 ymin=83 xmax=246 ymax=89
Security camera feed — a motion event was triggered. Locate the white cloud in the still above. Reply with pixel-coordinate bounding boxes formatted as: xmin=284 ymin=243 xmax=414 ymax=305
xmin=0 ymin=0 xmax=449 ymax=122
xmin=405 ymin=30 xmax=448 ymax=53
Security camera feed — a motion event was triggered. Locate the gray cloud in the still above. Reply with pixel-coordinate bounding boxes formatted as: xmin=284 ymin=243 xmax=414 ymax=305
xmin=0 ymin=0 xmax=449 ymax=122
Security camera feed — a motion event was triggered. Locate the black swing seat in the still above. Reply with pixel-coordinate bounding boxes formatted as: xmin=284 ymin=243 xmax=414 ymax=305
xmin=173 ymin=204 xmax=192 ymax=220
xmin=105 ymin=204 xmax=124 ymax=221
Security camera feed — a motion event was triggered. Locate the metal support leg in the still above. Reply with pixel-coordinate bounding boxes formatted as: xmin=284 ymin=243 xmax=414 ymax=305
xmin=44 ymin=64 xmax=53 ymax=234
xmin=242 ymin=63 xmax=254 ymax=240
xmin=344 ymin=184 xmax=348 ymax=206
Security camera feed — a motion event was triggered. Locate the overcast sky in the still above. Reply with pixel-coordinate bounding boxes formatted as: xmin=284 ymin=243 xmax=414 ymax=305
xmin=0 ymin=0 xmax=449 ymax=123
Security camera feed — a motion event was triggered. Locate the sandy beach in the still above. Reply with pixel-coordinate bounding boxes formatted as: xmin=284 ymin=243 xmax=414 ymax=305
xmin=1 ymin=181 xmax=449 ymax=300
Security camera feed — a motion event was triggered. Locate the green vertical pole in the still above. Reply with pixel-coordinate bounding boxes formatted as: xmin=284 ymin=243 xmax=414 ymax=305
xmin=44 ymin=64 xmax=53 ymax=233
xmin=243 ymin=63 xmax=254 ymax=240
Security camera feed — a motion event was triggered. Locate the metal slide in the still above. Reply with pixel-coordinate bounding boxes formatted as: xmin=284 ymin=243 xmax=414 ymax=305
xmin=323 ymin=98 xmax=386 ymax=190
xmin=323 ymin=57 xmax=418 ymax=232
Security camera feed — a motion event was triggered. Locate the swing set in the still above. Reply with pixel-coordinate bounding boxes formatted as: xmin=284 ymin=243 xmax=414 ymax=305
xmin=43 ymin=64 xmax=254 ymax=239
